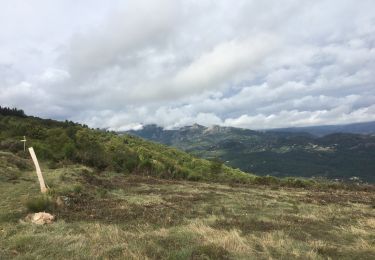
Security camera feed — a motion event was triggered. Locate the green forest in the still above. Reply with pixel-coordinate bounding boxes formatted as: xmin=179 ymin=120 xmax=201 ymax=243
xmin=1 ymin=107 xmax=367 ymax=189
xmin=0 ymin=107 xmax=251 ymax=184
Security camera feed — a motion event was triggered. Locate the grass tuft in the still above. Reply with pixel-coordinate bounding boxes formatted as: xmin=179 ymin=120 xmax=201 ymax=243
xmin=25 ymin=195 xmax=54 ymax=213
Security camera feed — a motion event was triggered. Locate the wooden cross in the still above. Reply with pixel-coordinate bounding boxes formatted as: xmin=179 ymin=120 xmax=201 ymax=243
xmin=20 ymin=136 xmax=26 ymax=151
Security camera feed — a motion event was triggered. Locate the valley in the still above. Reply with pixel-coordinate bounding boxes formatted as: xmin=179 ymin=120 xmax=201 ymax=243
xmin=127 ymin=124 xmax=375 ymax=183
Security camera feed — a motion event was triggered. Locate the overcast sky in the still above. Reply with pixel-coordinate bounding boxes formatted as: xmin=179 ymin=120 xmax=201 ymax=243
xmin=1 ymin=0 xmax=375 ymax=130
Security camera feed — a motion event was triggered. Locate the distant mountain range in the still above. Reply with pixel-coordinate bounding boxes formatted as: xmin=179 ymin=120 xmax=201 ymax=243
xmin=125 ymin=122 xmax=375 ymax=182
xmin=268 ymin=121 xmax=375 ymax=136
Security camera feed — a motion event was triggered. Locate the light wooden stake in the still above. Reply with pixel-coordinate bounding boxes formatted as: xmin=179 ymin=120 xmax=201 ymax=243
xmin=20 ymin=136 xmax=26 ymax=151
xmin=28 ymin=147 xmax=48 ymax=193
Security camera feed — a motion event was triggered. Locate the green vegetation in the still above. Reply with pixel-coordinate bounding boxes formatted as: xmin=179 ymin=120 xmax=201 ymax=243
xmin=0 ymin=106 xmax=26 ymax=118
xmin=0 ymin=113 xmax=253 ymax=184
xmin=2 ymin=112 xmax=369 ymax=191
xmin=0 ymin=111 xmax=374 ymax=259
xmin=0 ymin=151 xmax=32 ymax=181
xmin=128 ymin=124 xmax=375 ymax=182
xmin=25 ymin=195 xmax=54 ymax=213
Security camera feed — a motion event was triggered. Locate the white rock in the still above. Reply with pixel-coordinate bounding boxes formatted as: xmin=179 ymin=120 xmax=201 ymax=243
xmin=26 ymin=212 xmax=54 ymax=225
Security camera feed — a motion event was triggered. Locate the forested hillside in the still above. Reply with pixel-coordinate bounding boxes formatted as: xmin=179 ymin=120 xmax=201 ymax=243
xmin=0 ymin=110 xmax=253 ymax=184
xmin=127 ymin=124 xmax=375 ymax=183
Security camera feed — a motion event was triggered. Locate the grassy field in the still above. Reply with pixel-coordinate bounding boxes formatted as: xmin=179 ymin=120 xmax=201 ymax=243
xmin=0 ymin=163 xmax=374 ymax=259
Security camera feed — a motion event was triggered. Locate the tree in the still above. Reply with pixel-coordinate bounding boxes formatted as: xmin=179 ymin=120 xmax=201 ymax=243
xmin=0 ymin=106 xmax=26 ymax=117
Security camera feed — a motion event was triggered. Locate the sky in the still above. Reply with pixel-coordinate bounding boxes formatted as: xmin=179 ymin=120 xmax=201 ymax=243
xmin=1 ymin=0 xmax=375 ymax=130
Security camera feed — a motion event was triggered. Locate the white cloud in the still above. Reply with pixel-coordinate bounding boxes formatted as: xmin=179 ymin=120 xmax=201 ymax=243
xmin=1 ymin=0 xmax=375 ymax=130
xmin=224 ymin=105 xmax=375 ymax=130
xmin=39 ymin=68 xmax=70 ymax=83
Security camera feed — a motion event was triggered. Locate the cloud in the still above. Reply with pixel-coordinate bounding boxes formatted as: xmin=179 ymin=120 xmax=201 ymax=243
xmin=0 ymin=0 xmax=375 ymax=130
xmin=39 ymin=68 xmax=71 ymax=83
xmin=224 ymin=105 xmax=375 ymax=129
xmin=124 ymin=35 xmax=278 ymax=101
xmin=66 ymin=0 xmax=181 ymax=77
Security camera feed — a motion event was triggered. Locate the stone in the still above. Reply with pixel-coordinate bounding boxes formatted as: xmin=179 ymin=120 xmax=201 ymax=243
xmin=25 ymin=212 xmax=54 ymax=225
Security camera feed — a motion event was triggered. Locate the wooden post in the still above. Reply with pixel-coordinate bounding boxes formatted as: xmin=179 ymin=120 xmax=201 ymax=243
xmin=28 ymin=147 xmax=48 ymax=193
xmin=21 ymin=136 xmax=26 ymax=152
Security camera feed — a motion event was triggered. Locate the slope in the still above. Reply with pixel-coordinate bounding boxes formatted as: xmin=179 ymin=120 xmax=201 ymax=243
xmin=1 ymin=110 xmax=374 ymax=259
xmin=0 ymin=113 xmax=252 ymax=184
xmin=268 ymin=121 xmax=375 ymax=136
xmin=0 ymin=154 xmax=374 ymax=259
xmin=127 ymin=124 xmax=375 ymax=182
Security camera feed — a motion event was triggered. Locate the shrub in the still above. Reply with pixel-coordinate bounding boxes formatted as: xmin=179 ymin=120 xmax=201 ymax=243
xmin=253 ymin=176 xmax=279 ymax=185
xmin=124 ymin=155 xmax=139 ymax=173
xmin=187 ymin=172 xmax=203 ymax=181
xmin=140 ymin=158 xmax=153 ymax=170
xmin=32 ymin=143 xmax=53 ymax=160
xmin=25 ymin=195 xmax=54 ymax=212
xmin=62 ymin=143 xmax=76 ymax=160
xmin=175 ymin=167 xmax=190 ymax=179
xmin=0 ymin=140 xmax=23 ymax=153
xmin=282 ymin=178 xmax=309 ymax=188
xmin=210 ymin=158 xmax=223 ymax=175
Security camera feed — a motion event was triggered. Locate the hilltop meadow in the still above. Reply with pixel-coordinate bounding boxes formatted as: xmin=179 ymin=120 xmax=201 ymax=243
xmin=0 ymin=110 xmax=374 ymax=259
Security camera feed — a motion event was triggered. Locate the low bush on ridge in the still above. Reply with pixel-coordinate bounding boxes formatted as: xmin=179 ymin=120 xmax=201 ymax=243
xmin=25 ymin=195 xmax=54 ymax=213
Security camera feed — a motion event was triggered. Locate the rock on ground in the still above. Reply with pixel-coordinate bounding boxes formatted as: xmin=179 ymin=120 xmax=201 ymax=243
xmin=25 ymin=212 xmax=54 ymax=225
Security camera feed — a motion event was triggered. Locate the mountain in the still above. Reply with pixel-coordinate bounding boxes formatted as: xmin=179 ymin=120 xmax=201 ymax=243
xmin=267 ymin=121 xmax=375 ymax=136
xmin=1 ymin=110 xmax=374 ymax=259
xmin=127 ymin=124 xmax=375 ymax=182
xmin=0 ymin=110 xmax=254 ymax=184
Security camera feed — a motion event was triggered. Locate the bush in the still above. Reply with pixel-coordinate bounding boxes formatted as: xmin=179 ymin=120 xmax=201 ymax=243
xmin=175 ymin=167 xmax=190 ymax=179
xmin=124 ymin=155 xmax=139 ymax=173
xmin=140 ymin=158 xmax=153 ymax=170
xmin=187 ymin=172 xmax=203 ymax=181
xmin=0 ymin=140 xmax=22 ymax=153
xmin=253 ymin=176 xmax=279 ymax=185
xmin=62 ymin=143 xmax=76 ymax=160
xmin=32 ymin=143 xmax=53 ymax=160
xmin=282 ymin=178 xmax=309 ymax=188
xmin=25 ymin=195 xmax=54 ymax=212
xmin=210 ymin=158 xmax=223 ymax=175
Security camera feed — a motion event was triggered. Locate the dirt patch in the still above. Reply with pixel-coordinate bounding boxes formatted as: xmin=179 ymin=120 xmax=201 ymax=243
xmin=54 ymin=191 xmax=208 ymax=226
xmin=298 ymin=190 xmax=375 ymax=206
xmin=80 ymin=172 xmax=118 ymax=189
xmin=125 ymin=175 xmax=182 ymax=185
xmin=79 ymin=172 xmax=187 ymax=191
xmin=162 ymin=192 xmax=216 ymax=204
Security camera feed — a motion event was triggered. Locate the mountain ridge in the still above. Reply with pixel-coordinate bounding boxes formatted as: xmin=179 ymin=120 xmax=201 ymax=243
xmin=268 ymin=120 xmax=375 ymax=136
xmin=126 ymin=120 xmax=375 ymax=137
xmin=127 ymin=123 xmax=375 ymax=182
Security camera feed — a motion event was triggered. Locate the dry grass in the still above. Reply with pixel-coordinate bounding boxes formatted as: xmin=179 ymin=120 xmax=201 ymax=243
xmin=0 ymin=165 xmax=374 ymax=259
